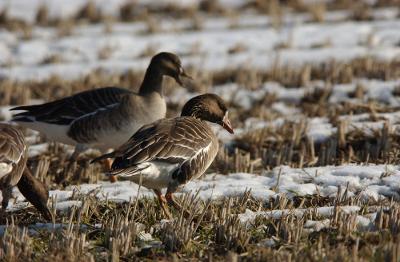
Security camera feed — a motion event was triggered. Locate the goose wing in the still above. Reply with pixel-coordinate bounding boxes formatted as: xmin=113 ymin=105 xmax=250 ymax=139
xmin=11 ymin=87 xmax=132 ymax=125
xmin=106 ymin=117 xmax=216 ymax=178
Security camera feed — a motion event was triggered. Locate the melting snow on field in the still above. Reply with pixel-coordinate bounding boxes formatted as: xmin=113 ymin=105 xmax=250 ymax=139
xmin=238 ymin=205 xmax=377 ymax=233
xmin=1 ymin=5 xmax=400 ymax=81
xmin=1 ymin=1 xmax=400 ymax=247
xmin=5 ymin=164 xmax=399 ymax=212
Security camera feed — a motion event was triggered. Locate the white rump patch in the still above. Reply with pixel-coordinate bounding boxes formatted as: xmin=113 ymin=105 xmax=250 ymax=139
xmin=119 ymin=161 xmax=179 ymax=190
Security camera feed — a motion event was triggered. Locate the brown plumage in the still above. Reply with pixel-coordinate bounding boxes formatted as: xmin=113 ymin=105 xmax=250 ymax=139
xmin=0 ymin=123 xmax=27 ymax=209
xmin=0 ymin=124 xmax=51 ymax=220
xmin=92 ymin=94 xmax=233 ymax=218
xmin=10 ymin=52 xmax=192 ymax=181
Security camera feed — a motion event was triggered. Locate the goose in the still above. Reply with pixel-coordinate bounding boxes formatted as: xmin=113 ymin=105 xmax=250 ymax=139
xmin=0 ymin=123 xmax=51 ymax=220
xmin=92 ymin=94 xmax=233 ymax=218
xmin=11 ymin=52 xmax=191 ymax=179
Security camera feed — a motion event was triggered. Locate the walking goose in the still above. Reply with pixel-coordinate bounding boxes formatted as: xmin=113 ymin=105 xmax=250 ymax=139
xmin=10 ymin=52 xmax=192 ymax=172
xmin=0 ymin=124 xmax=51 ymax=220
xmin=92 ymin=94 xmax=234 ymax=218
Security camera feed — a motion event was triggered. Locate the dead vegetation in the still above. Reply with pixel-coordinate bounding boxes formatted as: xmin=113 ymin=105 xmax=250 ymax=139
xmin=1 ymin=189 xmax=400 ymax=260
xmin=2 ymin=56 xmax=398 ymax=107
xmin=1 ymin=56 xmax=400 ymax=175
xmin=1 ymin=1 xmax=400 ymax=260
xmin=0 ymin=0 xmax=399 ymax=31
xmin=0 ymin=54 xmax=399 ymax=260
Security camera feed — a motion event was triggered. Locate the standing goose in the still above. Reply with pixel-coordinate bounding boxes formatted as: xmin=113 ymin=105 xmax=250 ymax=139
xmin=10 ymin=52 xmax=192 ymax=173
xmin=0 ymin=124 xmax=51 ymax=220
xmin=92 ymin=94 xmax=234 ymax=218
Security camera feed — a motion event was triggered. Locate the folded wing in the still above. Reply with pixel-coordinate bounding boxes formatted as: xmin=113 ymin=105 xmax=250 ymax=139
xmin=11 ymin=87 xmax=132 ymax=125
xmin=109 ymin=117 xmax=215 ymax=177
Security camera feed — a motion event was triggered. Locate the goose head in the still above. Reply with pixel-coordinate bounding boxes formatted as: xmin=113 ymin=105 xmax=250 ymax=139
xmin=150 ymin=52 xmax=192 ymax=86
xmin=181 ymin=93 xmax=234 ymax=134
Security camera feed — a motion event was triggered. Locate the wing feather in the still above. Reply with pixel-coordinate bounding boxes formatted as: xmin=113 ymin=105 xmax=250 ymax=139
xmin=110 ymin=117 xmax=215 ymax=172
xmin=66 ymin=102 xmax=122 ymax=143
xmin=11 ymin=87 xmax=132 ymax=125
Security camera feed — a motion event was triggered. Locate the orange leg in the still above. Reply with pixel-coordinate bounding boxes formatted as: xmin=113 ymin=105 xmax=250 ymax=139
xmin=154 ymin=189 xmax=172 ymax=219
xmin=165 ymin=191 xmax=192 ymax=218
xmin=165 ymin=191 xmax=181 ymax=210
xmin=102 ymin=158 xmax=117 ymax=183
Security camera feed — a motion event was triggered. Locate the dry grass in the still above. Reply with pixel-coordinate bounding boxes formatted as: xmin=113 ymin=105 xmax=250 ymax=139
xmin=1 ymin=2 xmax=400 ymax=258
xmin=307 ymin=2 xmax=326 ymax=23
xmin=0 ymin=0 xmax=398 ymax=31
xmin=1 ymin=56 xmax=400 ymax=174
xmin=1 ymin=56 xmax=397 ymax=107
xmin=1 ymin=190 xmax=400 ymax=260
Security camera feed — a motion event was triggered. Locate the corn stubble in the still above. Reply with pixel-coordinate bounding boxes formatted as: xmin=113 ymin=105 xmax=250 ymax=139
xmin=1 ymin=1 xmax=400 ymax=259
xmin=1 ymin=55 xmax=400 ymax=259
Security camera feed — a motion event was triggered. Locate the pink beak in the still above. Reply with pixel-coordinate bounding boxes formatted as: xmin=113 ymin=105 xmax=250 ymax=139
xmin=221 ymin=115 xmax=234 ymax=134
